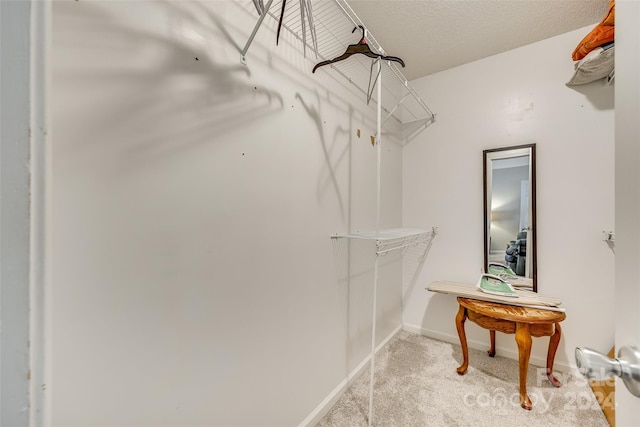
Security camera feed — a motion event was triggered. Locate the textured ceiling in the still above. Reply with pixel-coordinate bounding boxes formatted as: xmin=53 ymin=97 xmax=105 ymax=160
xmin=348 ymin=0 xmax=610 ymax=81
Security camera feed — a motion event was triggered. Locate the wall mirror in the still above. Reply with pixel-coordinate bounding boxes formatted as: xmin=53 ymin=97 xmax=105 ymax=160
xmin=483 ymin=144 xmax=536 ymax=291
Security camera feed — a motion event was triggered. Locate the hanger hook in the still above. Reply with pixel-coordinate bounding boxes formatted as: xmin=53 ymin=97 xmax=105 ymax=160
xmin=352 ymin=25 xmax=365 ymax=42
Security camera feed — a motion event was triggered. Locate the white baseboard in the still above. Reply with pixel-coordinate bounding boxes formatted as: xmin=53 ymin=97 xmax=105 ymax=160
xmin=298 ymin=324 xmax=404 ymax=427
xmin=403 ymin=323 xmax=574 ymax=373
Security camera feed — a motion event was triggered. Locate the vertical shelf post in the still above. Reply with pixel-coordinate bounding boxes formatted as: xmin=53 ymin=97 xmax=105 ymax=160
xmin=368 ymin=58 xmax=383 ymax=427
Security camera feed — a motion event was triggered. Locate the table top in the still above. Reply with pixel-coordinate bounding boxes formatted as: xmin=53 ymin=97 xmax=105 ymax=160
xmin=458 ymin=297 xmax=566 ymax=324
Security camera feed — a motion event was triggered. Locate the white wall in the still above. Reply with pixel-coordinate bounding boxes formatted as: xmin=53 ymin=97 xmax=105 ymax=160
xmin=51 ymin=1 xmax=404 ymax=426
xmin=403 ymin=27 xmax=615 ymax=370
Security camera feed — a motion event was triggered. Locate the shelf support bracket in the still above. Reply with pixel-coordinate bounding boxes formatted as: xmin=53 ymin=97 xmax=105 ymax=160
xmin=381 ymin=91 xmax=411 ymax=127
xmin=240 ymin=0 xmax=275 ymax=64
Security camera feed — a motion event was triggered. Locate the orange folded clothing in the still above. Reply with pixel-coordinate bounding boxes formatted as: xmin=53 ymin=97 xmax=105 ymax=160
xmin=571 ymin=0 xmax=615 ymax=61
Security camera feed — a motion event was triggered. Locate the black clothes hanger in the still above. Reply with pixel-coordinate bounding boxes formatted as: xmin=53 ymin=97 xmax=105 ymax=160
xmin=276 ymin=0 xmax=287 ymax=45
xmin=276 ymin=0 xmax=319 ymax=58
xmin=312 ymin=26 xmax=405 ymax=73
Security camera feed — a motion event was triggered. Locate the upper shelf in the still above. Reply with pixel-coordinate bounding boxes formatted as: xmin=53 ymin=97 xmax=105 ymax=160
xmin=241 ymin=0 xmax=436 ymax=128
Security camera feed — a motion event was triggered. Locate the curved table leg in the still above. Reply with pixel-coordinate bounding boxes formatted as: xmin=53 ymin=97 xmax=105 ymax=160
xmin=455 ymin=305 xmax=469 ymax=375
xmin=488 ymin=330 xmax=496 ymax=357
xmin=515 ymin=322 xmax=533 ymax=410
xmin=546 ymin=322 xmax=562 ymax=387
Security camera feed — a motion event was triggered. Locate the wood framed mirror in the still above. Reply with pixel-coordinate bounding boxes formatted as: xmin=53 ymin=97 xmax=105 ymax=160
xmin=483 ymin=144 xmax=536 ymax=291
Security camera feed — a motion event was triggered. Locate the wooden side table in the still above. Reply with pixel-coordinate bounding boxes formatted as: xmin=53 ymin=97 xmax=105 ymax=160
xmin=455 ymin=297 xmax=566 ymax=410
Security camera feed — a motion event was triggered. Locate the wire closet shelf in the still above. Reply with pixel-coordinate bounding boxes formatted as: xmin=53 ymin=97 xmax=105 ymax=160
xmin=241 ymin=0 xmax=436 ymax=128
xmin=332 ymin=227 xmax=438 ymax=256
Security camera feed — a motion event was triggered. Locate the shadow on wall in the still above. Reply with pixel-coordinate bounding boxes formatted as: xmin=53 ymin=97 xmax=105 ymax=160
xmin=295 ymin=92 xmax=353 ymax=221
xmin=331 ymin=237 xmax=405 ymax=375
xmin=55 ymin=1 xmax=284 ymax=166
xmin=402 ymin=232 xmax=437 ymax=302
xmin=422 ymin=293 xmax=459 ymax=338
xmin=566 ymin=80 xmax=614 ymax=111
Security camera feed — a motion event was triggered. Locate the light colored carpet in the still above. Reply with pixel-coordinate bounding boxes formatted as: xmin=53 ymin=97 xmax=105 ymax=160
xmin=317 ymin=331 xmax=608 ymax=427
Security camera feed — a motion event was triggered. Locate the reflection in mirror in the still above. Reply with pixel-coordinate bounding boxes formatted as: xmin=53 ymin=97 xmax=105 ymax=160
xmin=483 ymin=144 xmax=536 ymax=292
